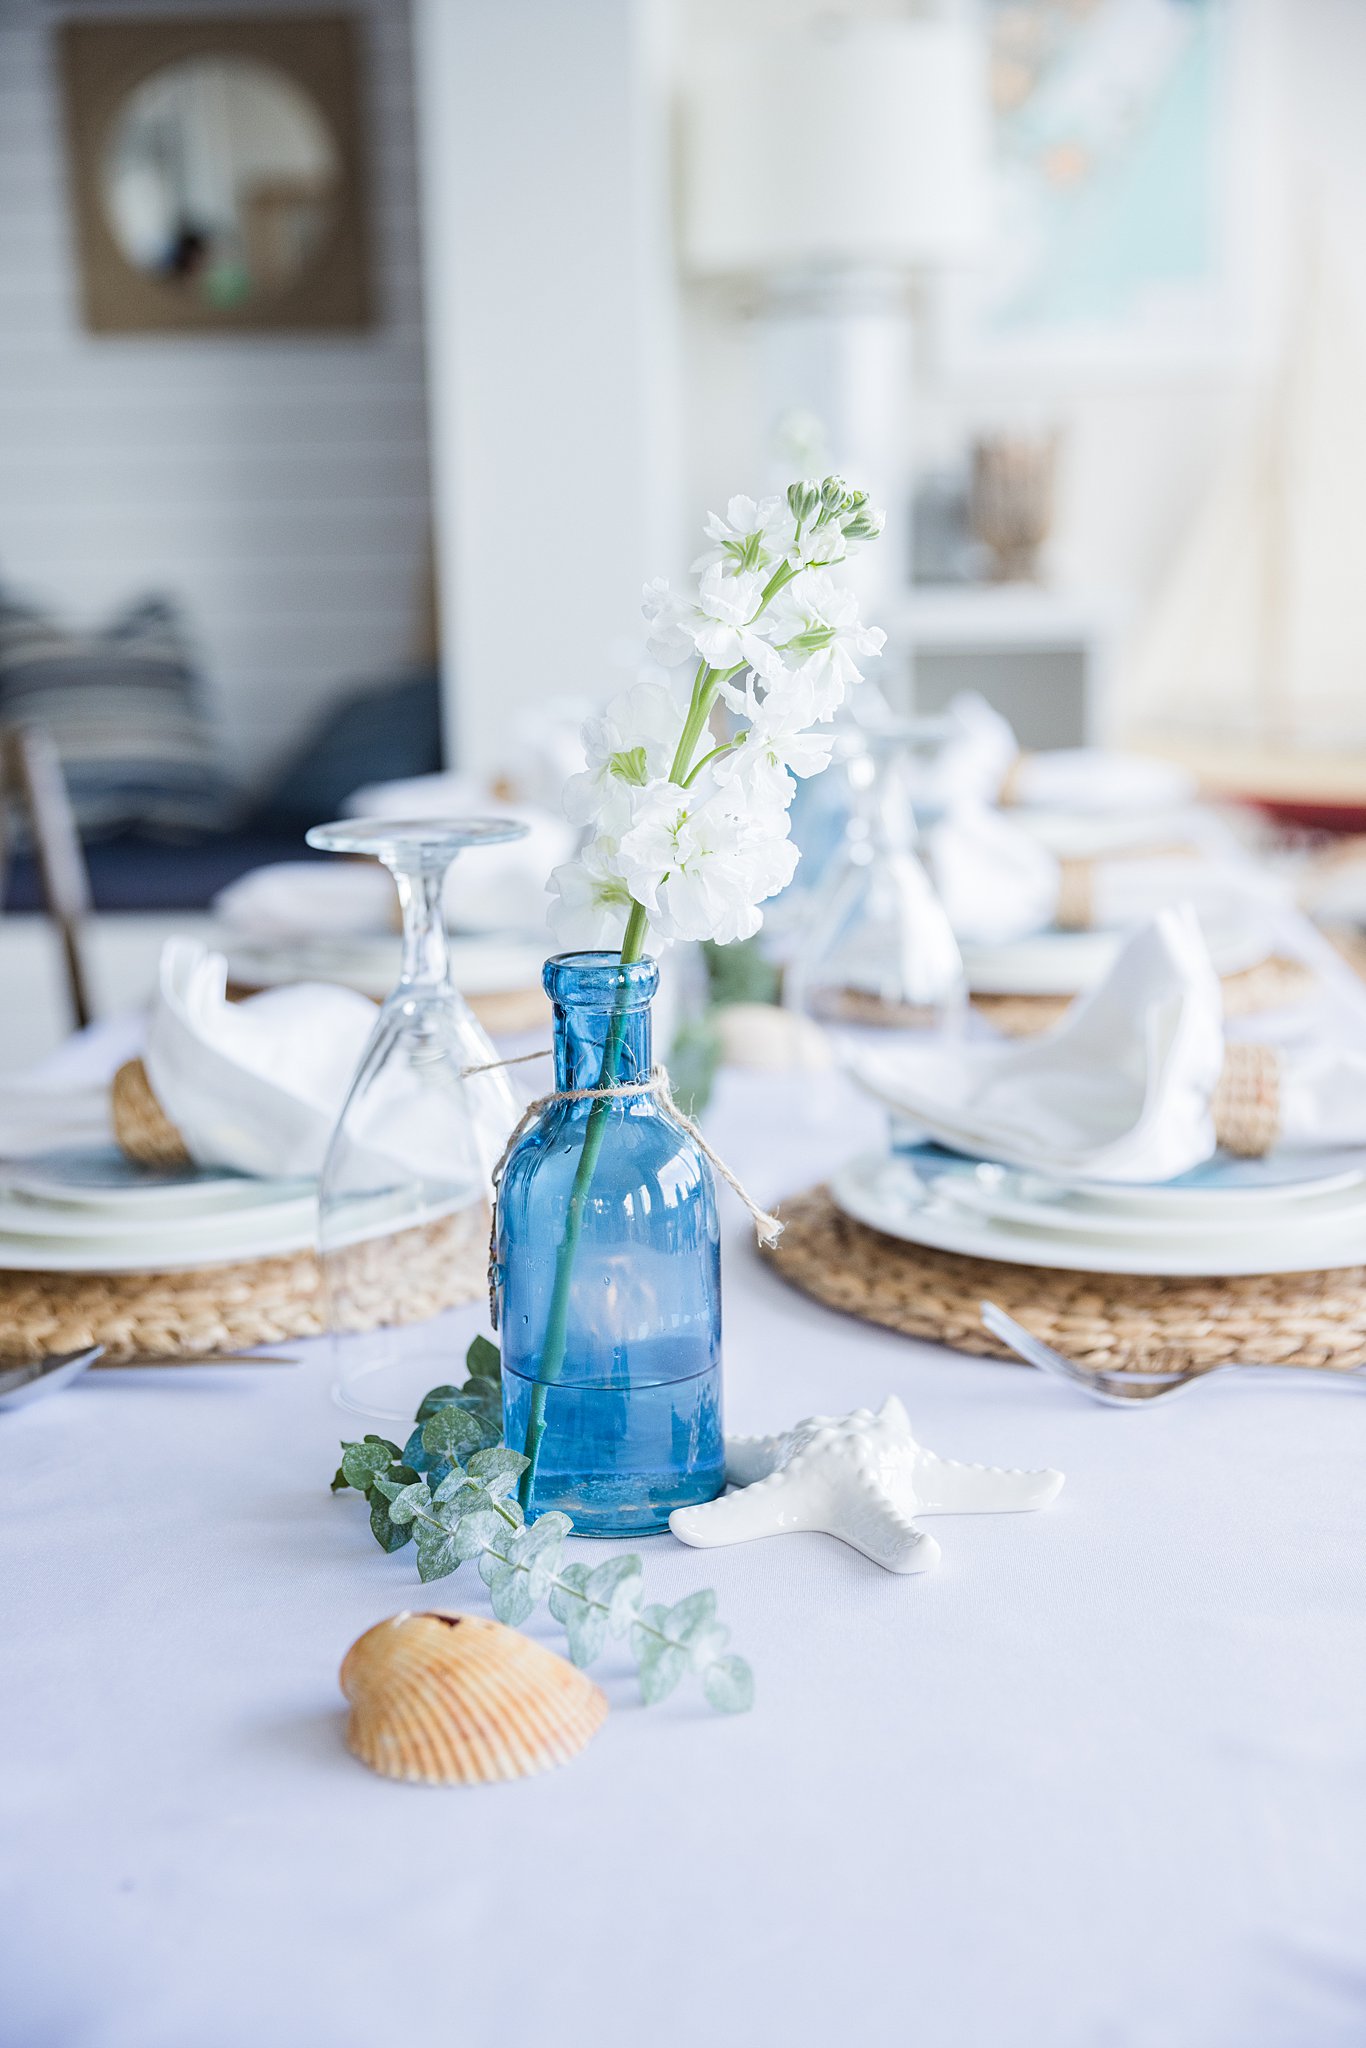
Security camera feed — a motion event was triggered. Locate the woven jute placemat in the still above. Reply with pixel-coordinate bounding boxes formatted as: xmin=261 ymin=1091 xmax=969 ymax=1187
xmin=0 ymin=1205 xmax=488 ymax=1366
xmin=762 ymin=1186 xmax=1366 ymax=1374
xmin=972 ymin=953 xmax=1316 ymax=1039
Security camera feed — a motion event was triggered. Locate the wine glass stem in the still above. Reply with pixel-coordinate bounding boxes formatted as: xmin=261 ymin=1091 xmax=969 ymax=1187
xmin=392 ymin=862 xmax=452 ymax=988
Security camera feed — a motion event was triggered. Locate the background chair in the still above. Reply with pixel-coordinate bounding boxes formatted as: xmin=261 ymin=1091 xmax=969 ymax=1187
xmin=0 ymin=723 xmax=95 ymax=1029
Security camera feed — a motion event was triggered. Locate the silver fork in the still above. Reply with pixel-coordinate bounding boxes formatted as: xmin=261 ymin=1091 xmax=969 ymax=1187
xmin=981 ymin=1302 xmax=1366 ymax=1408
xmin=0 ymin=1346 xmax=104 ymax=1410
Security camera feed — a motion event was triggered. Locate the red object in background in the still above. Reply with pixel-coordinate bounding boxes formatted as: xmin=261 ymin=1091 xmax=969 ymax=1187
xmin=1240 ymin=795 xmax=1366 ymax=834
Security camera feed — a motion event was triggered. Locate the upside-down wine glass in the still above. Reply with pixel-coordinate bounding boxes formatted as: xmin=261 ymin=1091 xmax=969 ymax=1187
xmin=785 ymin=723 xmax=967 ymax=1040
xmin=306 ymin=816 xmax=528 ymax=1424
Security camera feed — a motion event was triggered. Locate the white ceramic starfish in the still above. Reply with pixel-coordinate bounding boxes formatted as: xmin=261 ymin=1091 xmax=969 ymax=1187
xmin=669 ymin=1395 xmax=1064 ymax=1574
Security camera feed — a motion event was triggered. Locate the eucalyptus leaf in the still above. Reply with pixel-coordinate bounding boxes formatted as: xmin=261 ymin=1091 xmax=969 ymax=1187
xmin=487 ymin=1562 xmax=535 ymax=1626
xmin=515 ymin=1511 xmax=572 ymax=1560
xmin=431 ymin=1472 xmax=483 ymax=1511
xmin=414 ymin=1520 xmax=464 ymax=1584
xmin=561 ymin=1595 xmax=607 ymax=1669
xmin=701 ymin=1654 xmax=755 ymax=1714
xmin=369 ymin=1490 xmax=414 ymax=1554
xmin=339 ymin=1437 xmax=402 ymax=1493
xmin=664 ymin=1589 xmax=718 ymax=1645
xmin=684 ymin=1622 xmax=730 ymax=1672
xmin=452 ymin=1506 xmax=508 ymax=1563
xmin=465 ymin=1446 xmax=528 ymax=1498
xmin=586 ymin=1555 xmax=645 ymax=1637
xmin=422 ymin=1404 xmax=496 ymax=1463
xmin=402 ymin=1424 xmax=446 ymax=1480
xmin=632 ymin=1604 xmax=688 ymax=1705
xmin=511 ymin=1513 xmax=571 ymax=1600
xmin=386 ymin=1481 xmax=433 ymax=1527
xmin=547 ymin=1561 xmax=592 ymax=1624
xmin=465 ymin=1335 xmax=502 ymax=1382
xmin=415 ymin=1383 xmax=463 ymax=1424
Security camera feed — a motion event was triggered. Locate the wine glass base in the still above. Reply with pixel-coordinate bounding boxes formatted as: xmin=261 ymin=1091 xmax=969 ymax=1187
xmin=329 ymin=1332 xmax=474 ymax=1429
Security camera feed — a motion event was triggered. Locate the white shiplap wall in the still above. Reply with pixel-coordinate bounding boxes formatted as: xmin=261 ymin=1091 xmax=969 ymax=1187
xmin=0 ymin=0 xmax=431 ymax=786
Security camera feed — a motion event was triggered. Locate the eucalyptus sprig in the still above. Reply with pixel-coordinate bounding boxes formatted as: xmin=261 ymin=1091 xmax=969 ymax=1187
xmin=332 ymin=1338 xmax=753 ymax=1714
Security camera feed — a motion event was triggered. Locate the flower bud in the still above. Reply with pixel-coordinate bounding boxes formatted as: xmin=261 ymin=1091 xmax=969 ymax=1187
xmin=787 ymin=480 xmax=821 ymax=525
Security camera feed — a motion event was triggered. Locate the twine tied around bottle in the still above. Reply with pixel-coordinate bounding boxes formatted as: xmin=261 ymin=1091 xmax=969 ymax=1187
xmin=464 ymin=1049 xmax=785 ymax=1330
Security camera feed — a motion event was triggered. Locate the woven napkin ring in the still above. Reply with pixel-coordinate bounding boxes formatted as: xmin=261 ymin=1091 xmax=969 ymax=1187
xmin=1211 ymin=1041 xmax=1281 ymax=1157
xmin=111 ymin=1059 xmax=191 ymax=1170
xmin=1054 ymin=858 xmax=1094 ymax=932
xmin=479 ymin=1054 xmax=785 ymax=1331
xmin=997 ymin=752 xmax=1029 ymax=807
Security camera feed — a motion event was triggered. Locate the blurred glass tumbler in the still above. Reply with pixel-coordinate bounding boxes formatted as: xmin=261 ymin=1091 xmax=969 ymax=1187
xmin=308 ymin=815 xmax=527 ymax=1422
xmin=495 ymin=953 xmax=725 ymax=1537
xmin=786 ymin=726 xmax=967 ymax=1038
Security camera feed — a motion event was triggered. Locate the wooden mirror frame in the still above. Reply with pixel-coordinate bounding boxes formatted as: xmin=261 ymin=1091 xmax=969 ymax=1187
xmin=59 ymin=13 xmax=372 ymax=335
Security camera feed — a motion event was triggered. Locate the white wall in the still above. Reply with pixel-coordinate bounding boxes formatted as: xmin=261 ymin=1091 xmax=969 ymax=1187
xmin=414 ymin=0 xmax=681 ymax=775
xmin=0 ymin=0 xmax=431 ymax=788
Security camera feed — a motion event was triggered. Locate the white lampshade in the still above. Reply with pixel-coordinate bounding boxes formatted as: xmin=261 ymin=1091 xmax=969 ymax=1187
xmin=682 ymin=19 xmax=990 ymax=278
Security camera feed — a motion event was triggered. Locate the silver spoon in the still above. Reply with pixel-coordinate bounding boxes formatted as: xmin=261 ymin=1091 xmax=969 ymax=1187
xmin=0 ymin=1346 xmax=104 ymax=1410
xmin=980 ymin=1302 xmax=1366 ymax=1408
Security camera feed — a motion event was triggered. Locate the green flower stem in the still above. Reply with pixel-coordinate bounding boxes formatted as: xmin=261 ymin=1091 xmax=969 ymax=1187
xmin=682 ymin=737 xmax=743 ymax=789
xmin=516 ymin=562 xmax=800 ymax=1511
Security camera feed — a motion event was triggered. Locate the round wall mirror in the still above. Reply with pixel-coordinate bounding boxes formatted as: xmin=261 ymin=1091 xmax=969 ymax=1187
xmin=101 ymin=55 xmax=341 ymax=308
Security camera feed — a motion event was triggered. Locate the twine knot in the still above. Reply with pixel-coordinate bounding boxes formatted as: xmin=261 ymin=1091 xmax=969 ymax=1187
xmin=472 ymin=1053 xmax=785 ymax=1330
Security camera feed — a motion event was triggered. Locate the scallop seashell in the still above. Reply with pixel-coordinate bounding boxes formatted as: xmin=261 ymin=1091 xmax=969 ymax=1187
xmin=340 ymin=1609 xmax=608 ymax=1784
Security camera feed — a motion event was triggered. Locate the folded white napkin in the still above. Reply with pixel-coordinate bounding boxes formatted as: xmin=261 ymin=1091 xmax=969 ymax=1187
xmin=214 ymin=861 xmax=396 ymax=943
xmin=927 ymin=805 xmax=1059 ymax=945
xmin=909 ymin=693 xmax=1195 ymax=818
xmin=849 ymin=908 xmax=1227 ymax=1183
xmin=145 ymin=940 xmax=379 ymax=1179
xmin=926 ymin=803 xmax=1285 ymax=947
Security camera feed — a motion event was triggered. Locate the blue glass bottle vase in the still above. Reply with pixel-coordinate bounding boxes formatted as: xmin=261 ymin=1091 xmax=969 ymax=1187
xmin=495 ymin=951 xmax=725 ymax=1536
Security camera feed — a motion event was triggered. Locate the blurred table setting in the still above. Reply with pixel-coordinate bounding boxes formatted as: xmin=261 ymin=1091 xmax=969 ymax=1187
xmin=5 ymin=588 xmax=1366 ymax=2048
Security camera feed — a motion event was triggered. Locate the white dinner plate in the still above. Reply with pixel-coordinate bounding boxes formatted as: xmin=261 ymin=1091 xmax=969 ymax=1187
xmin=0 ymin=1184 xmax=468 ymax=1274
xmin=1039 ymin=1149 xmax=1366 ymax=1211
xmin=0 ymin=1148 xmax=313 ymax=1217
xmin=911 ymin=1153 xmax=1366 ymax=1240
xmin=0 ymin=1188 xmax=319 ymax=1243
xmin=961 ymin=903 xmax=1273 ymax=998
xmin=831 ymin=1149 xmax=1366 ymax=1277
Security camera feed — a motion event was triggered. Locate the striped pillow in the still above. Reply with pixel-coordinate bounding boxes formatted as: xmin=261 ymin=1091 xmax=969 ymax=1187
xmin=0 ymin=594 xmax=234 ymax=836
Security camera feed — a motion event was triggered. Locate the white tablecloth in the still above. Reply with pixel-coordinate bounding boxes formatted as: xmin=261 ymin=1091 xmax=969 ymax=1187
xmin=2 ymin=1052 xmax=1365 ymax=2048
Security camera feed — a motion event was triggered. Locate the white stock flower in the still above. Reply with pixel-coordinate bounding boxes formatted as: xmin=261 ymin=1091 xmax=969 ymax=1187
xmin=547 ymin=840 xmax=635 ymax=949
xmin=689 ymin=564 xmax=787 ymax=679
xmin=644 ymin=566 xmax=784 ymax=682
xmin=616 ymin=776 xmax=797 ymax=945
xmin=564 ymin=672 xmax=687 ymax=828
xmin=768 ymin=569 xmax=887 ymax=713
xmin=691 ymin=493 xmax=789 ymax=577
xmin=567 ymin=478 xmax=884 ymax=952
xmin=642 ymin=578 xmax=697 ymax=669
xmin=781 ymin=480 xmax=887 ymax=568
xmin=716 ymin=672 xmax=838 ymax=804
